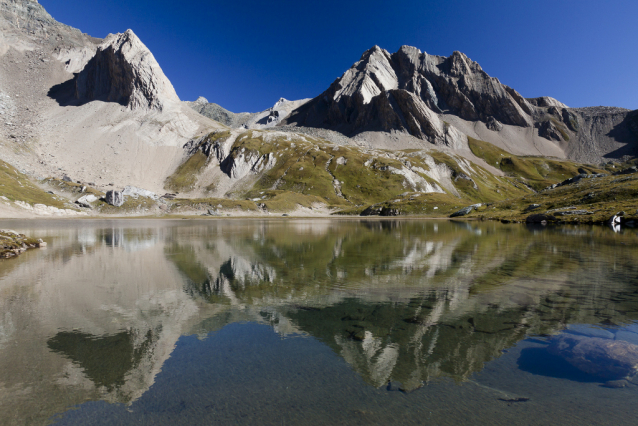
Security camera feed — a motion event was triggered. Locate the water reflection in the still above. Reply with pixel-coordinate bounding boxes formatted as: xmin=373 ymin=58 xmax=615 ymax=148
xmin=0 ymin=219 xmax=636 ymax=425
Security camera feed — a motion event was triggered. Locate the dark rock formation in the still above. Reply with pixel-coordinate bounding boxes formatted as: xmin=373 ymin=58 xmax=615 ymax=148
xmin=361 ymin=206 xmax=400 ymax=216
xmin=105 ymin=190 xmax=124 ymax=207
xmin=526 ymin=214 xmax=556 ymax=224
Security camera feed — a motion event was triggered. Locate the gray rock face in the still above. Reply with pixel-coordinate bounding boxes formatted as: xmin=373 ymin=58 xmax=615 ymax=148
xmin=105 ymin=190 xmax=124 ymax=207
xmin=283 ymin=45 xmax=533 ymax=143
xmin=563 ymin=107 xmax=637 ymax=162
xmin=75 ymin=30 xmax=180 ymax=111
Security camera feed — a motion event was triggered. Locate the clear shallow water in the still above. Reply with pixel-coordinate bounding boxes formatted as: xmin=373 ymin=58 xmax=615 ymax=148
xmin=0 ymin=219 xmax=638 ymax=425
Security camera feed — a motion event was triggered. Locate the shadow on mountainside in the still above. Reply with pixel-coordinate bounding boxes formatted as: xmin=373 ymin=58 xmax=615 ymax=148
xmin=605 ymin=110 xmax=638 ymax=159
xmin=47 ymin=75 xmax=128 ymax=108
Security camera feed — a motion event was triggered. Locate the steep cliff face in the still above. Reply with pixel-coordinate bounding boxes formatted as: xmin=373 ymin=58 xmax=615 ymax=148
xmin=75 ymin=30 xmax=180 ymax=111
xmin=283 ymin=46 xmax=534 ymax=143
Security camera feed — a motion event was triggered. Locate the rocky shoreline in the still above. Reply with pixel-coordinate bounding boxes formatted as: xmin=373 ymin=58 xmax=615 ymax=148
xmin=0 ymin=230 xmax=46 ymax=259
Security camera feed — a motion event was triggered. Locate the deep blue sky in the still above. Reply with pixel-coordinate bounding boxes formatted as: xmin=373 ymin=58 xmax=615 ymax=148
xmin=41 ymin=0 xmax=637 ymax=113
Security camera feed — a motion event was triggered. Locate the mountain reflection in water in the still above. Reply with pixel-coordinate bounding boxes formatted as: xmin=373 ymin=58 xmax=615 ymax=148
xmin=0 ymin=219 xmax=637 ymax=425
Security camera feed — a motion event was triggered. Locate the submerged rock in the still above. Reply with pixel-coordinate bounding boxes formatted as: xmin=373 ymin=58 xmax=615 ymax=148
xmin=548 ymin=334 xmax=638 ymax=380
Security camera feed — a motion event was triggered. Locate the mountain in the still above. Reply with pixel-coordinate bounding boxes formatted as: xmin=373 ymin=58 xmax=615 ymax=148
xmin=74 ymin=29 xmax=181 ymax=111
xmin=186 ymin=96 xmax=311 ymax=130
xmin=0 ymin=0 xmax=219 ymax=197
xmin=282 ymin=45 xmax=637 ymax=163
xmin=0 ymin=1 xmax=636 ymax=220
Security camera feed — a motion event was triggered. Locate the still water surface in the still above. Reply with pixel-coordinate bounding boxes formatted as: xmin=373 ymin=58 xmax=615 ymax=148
xmin=1 ymin=219 xmax=638 ymax=425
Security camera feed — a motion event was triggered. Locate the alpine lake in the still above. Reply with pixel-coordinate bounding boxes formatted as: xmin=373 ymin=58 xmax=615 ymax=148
xmin=1 ymin=218 xmax=638 ymax=426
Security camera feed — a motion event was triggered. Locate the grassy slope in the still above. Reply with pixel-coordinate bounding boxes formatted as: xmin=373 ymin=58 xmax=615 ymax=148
xmin=463 ymin=173 xmax=638 ymax=224
xmin=0 ymin=160 xmax=68 ymax=208
xmin=467 ymin=137 xmax=604 ymax=191
xmin=182 ymin=131 xmax=537 ymax=215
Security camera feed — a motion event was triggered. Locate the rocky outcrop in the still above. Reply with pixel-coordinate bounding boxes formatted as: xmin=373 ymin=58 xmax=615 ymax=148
xmin=0 ymin=229 xmax=45 ymax=258
xmin=526 ymin=96 xmax=568 ymax=109
xmin=75 ymin=30 xmax=180 ymax=111
xmin=221 ymin=149 xmax=276 ymax=180
xmin=283 ymin=45 xmax=534 ymax=143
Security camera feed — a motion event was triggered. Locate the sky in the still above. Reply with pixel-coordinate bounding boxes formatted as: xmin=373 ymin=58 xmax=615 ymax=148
xmin=40 ymin=0 xmax=638 ymax=113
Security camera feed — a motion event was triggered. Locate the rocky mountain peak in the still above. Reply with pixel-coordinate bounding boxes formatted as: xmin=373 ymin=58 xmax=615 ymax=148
xmin=74 ymin=29 xmax=180 ymax=111
xmin=334 ymin=45 xmax=398 ymax=105
xmin=283 ymin=44 xmax=535 ymax=142
xmin=446 ymin=50 xmax=483 ymax=76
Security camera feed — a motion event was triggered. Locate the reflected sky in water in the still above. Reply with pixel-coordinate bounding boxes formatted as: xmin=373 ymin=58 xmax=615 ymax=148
xmin=0 ymin=219 xmax=638 ymax=425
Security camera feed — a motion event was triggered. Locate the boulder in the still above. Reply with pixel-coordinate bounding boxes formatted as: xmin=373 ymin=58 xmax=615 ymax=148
xmin=548 ymin=334 xmax=638 ymax=380
xmin=122 ymin=186 xmax=159 ymax=200
xmin=105 ymin=190 xmax=124 ymax=207
xmin=450 ymin=203 xmax=482 ymax=218
xmin=524 ymin=204 xmax=541 ymax=212
xmin=75 ymin=194 xmax=98 ymax=208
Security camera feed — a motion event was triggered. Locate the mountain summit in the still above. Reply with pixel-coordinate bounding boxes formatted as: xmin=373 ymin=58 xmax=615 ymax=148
xmin=75 ymin=29 xmax=180 ymax=111
xmin=284 ymin=46 xmax=533 ymax=137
